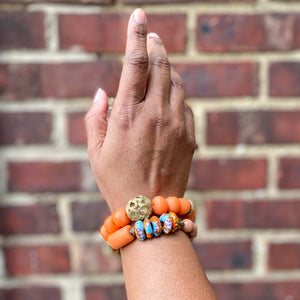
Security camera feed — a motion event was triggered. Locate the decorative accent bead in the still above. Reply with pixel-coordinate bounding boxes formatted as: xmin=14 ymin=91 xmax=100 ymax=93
xmin=178 ymin=198 xmax=191 ymax=215
xmin=166 ymin=196 xmax=181 ymax=214
xmin=152 ymin=196 xmax=168 ymax=215
xmin=107 ymin=225 xmax=135 ymax=250
xmin=134 ymin=220 xmax=146 ymax=240
xmin=143 ymin=219 xmax=153 ymax=239
xmin=161 ymin=214 xmax=172 ymax=234
xmin=186 ymin=208 xmax=196 ymax=222
xmin=186 ymin=200 xmax=195 ymax=216
xmin=126 ymin=195 xmax=152 ymax=221
xmin=169 ymin=212 xmax=179 ymax=232
xmin=182 ymin=219 xmax=194 ymax=233
xmin=104 ymin=215 xmax=119 ymax=234
xmin=150 ymin=216 xmax=162 ymax=237
xmin=112 ymin=208 xmax=130 ymax=227
xmin=159 ymin=213 xmax=169 ymax=223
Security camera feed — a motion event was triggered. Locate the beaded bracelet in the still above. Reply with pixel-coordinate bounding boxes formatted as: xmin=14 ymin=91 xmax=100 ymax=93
xmin=99 ymin=195 xmax=197 ymax=250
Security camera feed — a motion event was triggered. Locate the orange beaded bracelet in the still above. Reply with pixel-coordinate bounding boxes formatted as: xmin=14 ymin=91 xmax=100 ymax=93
xmin=99 ymin=195 xmax=197 ymax=250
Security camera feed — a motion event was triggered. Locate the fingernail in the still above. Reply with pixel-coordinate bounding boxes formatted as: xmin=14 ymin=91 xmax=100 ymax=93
xmin=93 ymin=88 xmax=103 ymax=102
xmin=133 ymin=8 xmax=146 ymax=24
xmin=148 ymin=32 xmax=159 ymax=38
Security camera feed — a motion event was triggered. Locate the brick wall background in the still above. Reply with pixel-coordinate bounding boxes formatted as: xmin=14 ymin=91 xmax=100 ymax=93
xmin=0 ymin=0 xmax=300 ymax=299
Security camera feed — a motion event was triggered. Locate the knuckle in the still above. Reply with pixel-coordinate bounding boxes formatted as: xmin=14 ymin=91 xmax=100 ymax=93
xmin=126 ymin=52 xmax=149 ymax=71
xmin=151 ymin=56 xmax=170 ymax=70
xmin=172 ymin=121 xmax=186 ymax=140
xmin=128 ymin=24 xmax=147 ymax=40
xmin=171 ymin=77 xmax=184 ymax=90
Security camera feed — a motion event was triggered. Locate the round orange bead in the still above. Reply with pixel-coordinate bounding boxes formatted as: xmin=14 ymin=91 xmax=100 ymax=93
xmin=99 ymin=225 xmax=110 ymax=241
xmin=112 ymin=208 xmax=130 ymax=227
xmin=166 ymin=196 xmax=181 ymax=214
xmin=104 ymin=215 xmax=119 ymax=234
xmin=152 ymin=196 xmax=168 ymax=215
xmin=108 ymin=225 xmax=136 ymax=250
xmin=186 ymin=208 xmax=196 ymax=222
xmin=178 ymin=198 xmax=191 ymax=215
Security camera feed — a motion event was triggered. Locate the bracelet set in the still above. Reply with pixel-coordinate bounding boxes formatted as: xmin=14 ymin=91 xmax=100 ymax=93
xmin=99 ymin=195 xmax=197 ymax=250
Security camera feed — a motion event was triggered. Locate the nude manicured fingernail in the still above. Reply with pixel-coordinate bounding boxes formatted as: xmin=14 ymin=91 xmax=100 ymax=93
xmin=133 ymin=8 xmax=146 ymax=24
xmin=93 ymin=88 xmax=103 ymax=102
xmin=148 ymin=32 xmax=159 ymax=38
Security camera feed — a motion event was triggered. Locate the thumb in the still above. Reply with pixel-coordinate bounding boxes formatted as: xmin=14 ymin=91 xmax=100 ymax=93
xmin=85 ymin=88 xmax=109 ymax=158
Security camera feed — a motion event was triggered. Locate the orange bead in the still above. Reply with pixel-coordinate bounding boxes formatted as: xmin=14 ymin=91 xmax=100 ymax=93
xmin=186 ymin=208 xmax=196 ymax=222
xmin=108 ymin=225 xmax=136 ymax=250
xmin=166 ymin=196 xmax=181 ymax=214
xmin=152 ymin=196 xmax=168 ymax=215
xmin=99 ymin=225 xmax=109 ymax=241
xmin=104 ymin=215 xmax=119 ymax=234
xmin=112 ymin=208 xmax=130 ymax=227
xmin=178 ymin=198 xmax=191 ymax=215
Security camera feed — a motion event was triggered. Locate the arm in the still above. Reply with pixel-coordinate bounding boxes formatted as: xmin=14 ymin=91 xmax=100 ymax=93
xmin=85 ymin=8 xmax=217 ymax=300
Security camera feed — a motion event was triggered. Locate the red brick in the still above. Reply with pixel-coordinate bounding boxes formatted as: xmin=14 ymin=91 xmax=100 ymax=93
xmin=269 ymin=243 xmax=300 ymax=270
xmin=278 ymin=158 xmax=300 ymax=189
xmin=0 ymin=11 xmax=45 ymax=50
xmin=0 ymin=60 xmax=121 ymax=101
xmin=197 ymin=14 xmax=297 ymax=52
xmin=5 ymin=245 xmax=70 ymax=275
xmin=72 ymin=201 xmax=110 ymax=232
xmin=0 ymin=204 xmax=60 ymax=235
xmin=85 ymin=286 xmax=127 ymax=300
xmin=206 ymin=200 xmax=300 ymax=229
xmin=189 ymin=158 xmax=266 ymax=190
xmin=68 ymin=112 xmax=86 ymax=145
xmin=73 ymin=243 xmax=122 ymax=273
xmin=174 ymin=63 xmax=258 ymax=98
xmin=0 ymin=287 xmax=61 ymax=300
xmin=213 ymin=281 xmax=300 ymax=300
xmin=207 ymin=111 xmax=300 ymax=145
xmin=269 ymin=62 xmax=300 ymax=97
xmin=8 ymin=161 xmax=82 ymax=192
xmin=194 ymin=241 xmax=252 ymax=270
xmin=0 ymin=112 xmax=52 ymax=145
xmin=59 ymin=13 xmax=186 ymax=53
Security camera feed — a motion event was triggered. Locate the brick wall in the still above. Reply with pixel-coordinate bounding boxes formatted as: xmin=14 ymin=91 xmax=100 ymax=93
xmin=1 ymin=0 xmax=300 ymax=300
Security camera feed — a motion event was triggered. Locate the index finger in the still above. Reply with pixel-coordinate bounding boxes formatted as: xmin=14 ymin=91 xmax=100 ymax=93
xmin=116 ymin=8 xmax=149 ymax=105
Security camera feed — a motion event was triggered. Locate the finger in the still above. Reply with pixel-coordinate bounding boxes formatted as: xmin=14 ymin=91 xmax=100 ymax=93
xmin=184 ymin=103 xmax=197 ymax=151
xmin=146 ymin=32 xmax=171 ymax=104
xmin=116 ymin=8 xmax=148 ymax=105
xmin=169 ymin=68 xmax=185 ymax=116
xmin=85 ymin=88 xmax=109 ymax=157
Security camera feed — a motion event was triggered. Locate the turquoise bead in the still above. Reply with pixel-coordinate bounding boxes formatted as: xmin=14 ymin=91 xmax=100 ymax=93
xmin=143 ymin=219 xmax=153 ymax=239
xmin=150 ymin=216 xmax=162 ymax=237
xmin=134 ymin=220 xmax=146 ymax=240
xmin=159 ymin=213 xmax=169 ymax=223
xmin=163 ymin=216 xmax=172 ymax=234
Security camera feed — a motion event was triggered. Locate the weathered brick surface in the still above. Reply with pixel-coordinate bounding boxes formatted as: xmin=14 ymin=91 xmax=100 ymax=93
xmin=0 ymin=204 xmax=60 ymax=235
xmin=85 ymin=286 xmax=127 ymax=300
xmin=0 ymin=60 xmax=121 ymax=101
xmin=73 ymin=243 xmax=122 ymax=273
xmin=5 ymin=245 xmax=71 ymax=275
xmin=213 ymin=281 xmax=300 ymax=300
xmin=197 ymin=14 xmax=298 ymax=52
xmin=68 ymin=112 xmax=87 ymax=145
xmin=0 ymin=287 xmax=61 ymax=300
xmin=174 ymin=63 xmax=258 ymax=98
xmin=123 ymin=0 xmax=254 ymax=3
xmin=8 ymin=161 xmax=82 ymax=192
xmin=269 ymin=62 xmax=300 ymax=97
xmin=71 ymin=201 xmax=110 ymax=231
xmin=206 ymin=200 xmax=300 ymax=229
xmin=0 ymin=11 xmax=45 ymax=50
xmin=59 ymin=13 xmax=186 ymax=53
xmin=278 ymin=158 xmax=300 ymax=189
xmin=189 ymin=159 xmax=266 ymax=190
xmin=206 ymin=111 xmax=300 ymax=145
xmin=0 ymin=112 xmax=52 ymax=145
xmin=269 ymin=243 xmax=300 ymax=270
xmin=194 ymin=241 xmax=252 ymax=270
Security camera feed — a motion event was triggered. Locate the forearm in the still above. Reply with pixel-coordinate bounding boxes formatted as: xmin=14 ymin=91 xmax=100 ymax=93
xmin=121 ymin=230 xmax=217 ymax=300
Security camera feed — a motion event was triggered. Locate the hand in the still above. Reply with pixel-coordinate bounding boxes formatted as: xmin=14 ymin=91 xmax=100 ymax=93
xmin=85 ymin=8 xmax=196 ymax=211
